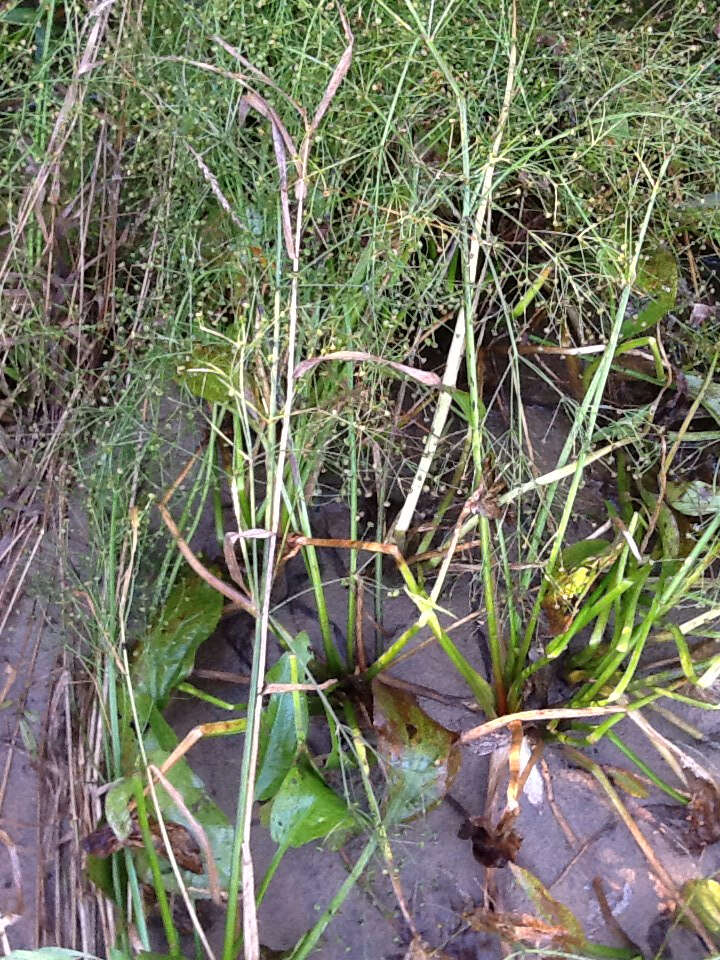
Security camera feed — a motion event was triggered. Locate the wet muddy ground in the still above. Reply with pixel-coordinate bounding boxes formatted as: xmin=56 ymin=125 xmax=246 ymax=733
xmin=166 ymin=489 xmax=720 ymax=960
xmin=3 ymin=399 xmax=720 ymax=958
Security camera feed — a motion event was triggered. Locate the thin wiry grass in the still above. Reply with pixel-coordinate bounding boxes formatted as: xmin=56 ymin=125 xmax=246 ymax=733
xmin=3 ymin=0 xmax=720 ymax=955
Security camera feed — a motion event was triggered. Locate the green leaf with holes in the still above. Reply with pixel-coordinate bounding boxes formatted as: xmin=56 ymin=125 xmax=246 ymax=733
xmin=622 ymin=246 xmax=678 ymax=338
xmin=372 ymin=679 xmax=460 ymax=824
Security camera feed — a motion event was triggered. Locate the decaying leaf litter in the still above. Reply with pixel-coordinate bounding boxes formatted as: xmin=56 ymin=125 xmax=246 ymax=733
xmin=2 ymin=0 xmax=720 ymax=958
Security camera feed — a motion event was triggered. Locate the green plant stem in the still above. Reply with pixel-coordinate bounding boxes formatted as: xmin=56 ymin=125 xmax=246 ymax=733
xmin=176 ymin=682 xmax=245 ymax=713
xmin=213 ymin=455 xmax=225 ymax=547
xmin=480 ymin=515 xmax=505 ymax=711
xmin=290 ymin=654 xmax=306 ymax=746
xmin=256 ymin=841 xmax=290 ymax=912
xmin=605 ymin=732 xmax=687 ymax=803
xmin=659 ymin=511 xmax=720 ymax=615
xmin=517 ymin=152 xmax=674 ymax=663
xmin=133 ymin=776 xmax=181 ymax=957
xmin=415 ymin=431 xmax=471 ymax=558
xmin=344 ymin=700 xmax=410 ymax=930
xmin=345 ymin=379 xmax=358 ymax=669
xmin=364 ymin=621 xmax=423 ymax=681
xmin=222 ymin=219 xmax=286 ymax=960
xmin=508 ymin=578 xmax=634 ymax=711
xmin=123 ymin=849 xmax=150 ymax=952
xmin=287 ymin=443 xmax=343 ymax=674
xmin=288 ymin=836 xmax=378 ymax=960
xmin=575 ymin=568 xmax=652 ymax=704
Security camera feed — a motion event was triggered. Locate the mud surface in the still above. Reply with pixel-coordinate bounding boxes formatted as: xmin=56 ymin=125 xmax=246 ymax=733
xmin=3 ymin=401 xmax=720 ymax=958
xmin=164 ymin=477 xmax=720 ymax=959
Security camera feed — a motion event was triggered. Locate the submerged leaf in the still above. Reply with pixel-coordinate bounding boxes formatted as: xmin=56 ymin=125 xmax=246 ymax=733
xmin=130 ymin=571 xmax=223 ymax=729
xmin=177 ymin=344 xmax=233 ymax=404
xmin=666 ymin=480 xmax=720 ymax=517
xmin=256 ymin=633 xmax=312 ymax=802
xmin=269 ymin=759 xmax=355 ymax=848
xmin=372 ymin=679 xmax=460 ymax=823
xmin=509 ymin=863 xmax=589 ymax=950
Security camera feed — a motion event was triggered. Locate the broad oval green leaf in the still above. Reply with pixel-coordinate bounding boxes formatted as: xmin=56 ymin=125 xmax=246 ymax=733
xmin=269 ymin=760 xmax=355 ymax=849
xmin=666 ymin=480 xmax=720 ymax=517
xmin=622 ymin=246 xmax=678 ymax=338
xmin=5 ymin=952 xmax=104 ymax=960
xmin=130 ymin=570 xmax=223 ymax=729
xmin=256 ymin=633 xmax=312 ymax=802
xmin=372 ymin=679 xmax=460 ymax=824
xmin=105 ymin=777 xmax=136 ymax=842
xmin=86 ymin=852 xmax=115 ymax=901
xmin=1 ymin=7 xmax=41 ymax=23
xmin=559 ymin=538 xmax=612 ymax=572
xmin=129 ymin=710 xmax=235 ymax=898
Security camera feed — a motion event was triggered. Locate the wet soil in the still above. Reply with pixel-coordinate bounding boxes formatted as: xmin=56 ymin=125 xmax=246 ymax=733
xmin=3 ymin=399 xmax=720 ymax=958
xmin=164 ymin=490 xmax=720 ymax=960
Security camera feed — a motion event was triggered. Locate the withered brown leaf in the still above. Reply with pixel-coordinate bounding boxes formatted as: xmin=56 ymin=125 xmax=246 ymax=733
xmin=687 ymin=775 xmax=720 ymax=852
xmin=465 ymin=907 xmax=571 ymax=948
xmin=458 ymin=808 xmax=522 ymax=868
xmin=83 ymin=818 xmax=203 ymax=874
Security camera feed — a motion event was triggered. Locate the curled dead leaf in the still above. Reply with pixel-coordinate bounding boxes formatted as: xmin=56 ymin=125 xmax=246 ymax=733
xmin=467 ymin=480 xmax=504 ymax=520
xmin=687 ymin=775 xmax=720 ymax=852
xmin=83 ymin=818 xmax=203 ymax=874
xmin=464 ymin=907 xmax=571 ymax=948
xmin=294 ymin=351 xmax=441 ymax=388
xmin=458 ymin=808 xmax=522 ymax=868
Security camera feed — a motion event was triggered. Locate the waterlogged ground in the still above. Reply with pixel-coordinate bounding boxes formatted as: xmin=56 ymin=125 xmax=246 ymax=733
xmin=3 ymin=400 xmax=720 ymax=958
xmin=155 ymin=406 xmax=720 ymax=959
